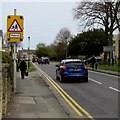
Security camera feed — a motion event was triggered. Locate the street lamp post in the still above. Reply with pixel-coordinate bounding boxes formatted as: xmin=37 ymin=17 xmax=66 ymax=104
xmin=65 ymin=37 xmax=70 ymax=59
xmin=65 ymin=44 xmax=68 ymax=59
xmin=28 ymin=36 xmax=30 ymax=68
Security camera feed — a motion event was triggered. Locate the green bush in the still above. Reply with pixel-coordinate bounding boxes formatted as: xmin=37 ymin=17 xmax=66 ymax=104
xmin=2 ymin=52 xmax=13 ymax=63
xmin=2 ymin=52 xmax=14 ymax=88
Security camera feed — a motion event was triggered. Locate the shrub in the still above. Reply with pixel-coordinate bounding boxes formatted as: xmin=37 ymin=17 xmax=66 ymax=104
xmin=2 ymin=52 xmax=13 ymax=63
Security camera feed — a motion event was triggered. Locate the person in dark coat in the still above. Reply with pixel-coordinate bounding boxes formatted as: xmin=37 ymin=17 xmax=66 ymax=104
xmin=19 ymin=59 xmax=27 ymax=79
xmin=95 ymin=59 xmax=98 ymax=70
xmin=17 ymin=58 xmax=21 ymax=72
xmin=90 ymin=55 xmax=96 ymax=70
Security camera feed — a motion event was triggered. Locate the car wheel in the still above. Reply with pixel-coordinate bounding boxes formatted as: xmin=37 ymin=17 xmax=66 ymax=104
xmin=59 ymin=75 xmax=64 ymax=83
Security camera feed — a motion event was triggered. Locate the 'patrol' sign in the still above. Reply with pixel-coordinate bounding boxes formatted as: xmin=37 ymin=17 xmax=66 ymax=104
xmin=7 ymin=15 xmax=24 ymax=43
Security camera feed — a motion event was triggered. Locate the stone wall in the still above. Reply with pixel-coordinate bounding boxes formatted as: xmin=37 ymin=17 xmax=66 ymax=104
xmin=0 ymin=64 xmax=13 ymax=120
xmin=0 ymin=62 xmax=2 ymax=120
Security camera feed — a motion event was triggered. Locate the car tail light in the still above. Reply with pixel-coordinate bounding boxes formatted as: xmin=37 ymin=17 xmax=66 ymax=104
xmin=60 ymin=65 xmax=67 ymax=70
xmin=84 ymin=66 xmax=88 ymax=69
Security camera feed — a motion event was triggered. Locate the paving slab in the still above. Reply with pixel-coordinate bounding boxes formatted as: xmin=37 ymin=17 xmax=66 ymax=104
xmin=3 ymin=71 xmax=69 ymax=118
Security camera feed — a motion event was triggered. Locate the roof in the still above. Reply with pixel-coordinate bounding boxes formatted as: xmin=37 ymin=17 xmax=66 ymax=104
xmin=61 ymin=59 xmax=82 ymax=63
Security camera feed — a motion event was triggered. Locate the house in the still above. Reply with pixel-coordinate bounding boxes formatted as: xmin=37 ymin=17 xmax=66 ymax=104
xmin=17 ymin=49 xmax=36 ymax=60
xmin=0 ymin=30 xmax=2 ymax=120
xmin=0 ymin=30 xmax=3 ymax=52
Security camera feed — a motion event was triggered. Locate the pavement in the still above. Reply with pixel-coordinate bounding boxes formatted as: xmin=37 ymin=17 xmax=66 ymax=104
xmin=2 ymin=66 xmax=119 ymax=119
xmin=3 ymin=71 xmax=69 ymax=119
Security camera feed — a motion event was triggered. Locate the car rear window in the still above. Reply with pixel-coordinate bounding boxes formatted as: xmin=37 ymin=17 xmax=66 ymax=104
xmin=65 ymin=61 xmax=84 ymax=66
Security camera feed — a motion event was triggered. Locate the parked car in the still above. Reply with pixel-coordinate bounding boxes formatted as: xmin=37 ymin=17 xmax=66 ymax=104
xmin=42 ymin=57 xmax=50 ymax=64
xmin=38 ymin=57 xmax=44 ymax=64
xmin=55 ymin=59 xmax=88 ymax=83
xmin=38 ymin=57 xmax=50 ymax=64
xmin=32 ymin=57 xmax=38 ymax=63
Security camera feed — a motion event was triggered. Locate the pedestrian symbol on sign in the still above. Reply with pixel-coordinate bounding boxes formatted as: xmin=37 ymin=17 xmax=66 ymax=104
xmin=8 ymin=19 xmax=23 ymax=32
xmin=11 ymin=23 xmax=18 ymax=30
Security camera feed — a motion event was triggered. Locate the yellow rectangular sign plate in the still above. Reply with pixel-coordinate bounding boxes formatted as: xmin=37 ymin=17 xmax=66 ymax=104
xmin=7 ymin=15 xmax=24 ymax=43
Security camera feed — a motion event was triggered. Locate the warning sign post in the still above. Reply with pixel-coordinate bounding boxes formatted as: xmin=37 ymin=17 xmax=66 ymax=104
xmin=7 ymin=15 xmax=24 ymax=42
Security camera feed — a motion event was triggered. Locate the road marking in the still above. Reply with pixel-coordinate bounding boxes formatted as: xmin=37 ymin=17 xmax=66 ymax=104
xmin=89 ymin=78 xmax=102 ymax=84
xmin=50 ymin=76 xmax=94 ymax=119
xmin=33 ymin=63 xmax=95 ymax=119
xmin=109 ymin=87 xmax=120 ymax=92
xmin=89 ymin=70 xmax=119 ymax=78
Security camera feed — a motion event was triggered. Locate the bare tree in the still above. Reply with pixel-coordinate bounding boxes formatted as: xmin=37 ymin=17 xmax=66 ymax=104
xmin=54 ymin=28 xmax=72 ymax=59
xmin=73 ymin=1 xmax=120 ymax=46
xmin=54 ymin=28 xmax=72 ymax=45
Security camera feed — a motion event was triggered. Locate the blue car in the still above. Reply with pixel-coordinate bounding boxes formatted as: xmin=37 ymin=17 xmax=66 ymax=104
xmin=55 ymin=59 xmax=88 ymax=83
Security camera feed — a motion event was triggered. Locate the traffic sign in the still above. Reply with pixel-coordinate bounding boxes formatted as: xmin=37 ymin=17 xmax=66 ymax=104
xmin=8 ymin=19 xmax=23 ymax=32
xmin=103 ymin=46 xmax=115 ymax=52
xmin=7 ymin=15 xmax=24 ymax=42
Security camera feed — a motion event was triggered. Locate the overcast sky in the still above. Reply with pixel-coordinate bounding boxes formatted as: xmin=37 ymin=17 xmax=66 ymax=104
xmin=1 ymin=1 xmax=81 ymax=50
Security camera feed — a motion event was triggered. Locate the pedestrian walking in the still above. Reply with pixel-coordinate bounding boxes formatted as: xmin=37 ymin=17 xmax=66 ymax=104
xmin=95 ymin=59 xmax=98 ymax=70
xmin=90 ymin=55 xmax=96 ymax=70
xmin=19 ymin=58 xmax=27 ymax=79
xmin=17 ymin=58 xmax=21 ymax=72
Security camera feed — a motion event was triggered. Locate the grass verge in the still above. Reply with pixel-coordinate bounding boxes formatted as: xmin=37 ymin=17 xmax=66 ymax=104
xmin=98 ymin=64 xmax=120 ymax=72
xmin=26 ymin=61 xmax=36 ymax=72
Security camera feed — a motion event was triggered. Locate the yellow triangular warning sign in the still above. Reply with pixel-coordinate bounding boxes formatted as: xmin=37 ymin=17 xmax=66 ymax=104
xmin=8 ymin=19 xmax=23 ymax=32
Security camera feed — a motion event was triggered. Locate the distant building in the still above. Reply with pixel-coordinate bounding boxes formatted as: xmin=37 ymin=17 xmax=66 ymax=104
xmin=113 ymin=34 xmax=120 ymax=60
xmin=0 ymin=30 xmax=2 ymax=120
xmin=0 ymin=30 xmax=3 ymax=51
xmin=0 ymin=30 xmax=10 ymax=53
xmin=17 ymin=49 xmax=36 ymax=60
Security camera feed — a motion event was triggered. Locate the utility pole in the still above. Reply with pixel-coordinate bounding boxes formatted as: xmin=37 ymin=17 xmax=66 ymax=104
xmin=7 ymin=9 xmax=24 ymax=92
xmin=118 ymin=34 xmax=120 ymax=66
xmin=28 ymin=36 xmax=30 ymax=68
xmin=65 ymin=44 xmax=68 ymax=59
xmin=65 ymin=37 xmax=70 ymax=59
xmin=13 ymin=9 xmax=17 ymax=92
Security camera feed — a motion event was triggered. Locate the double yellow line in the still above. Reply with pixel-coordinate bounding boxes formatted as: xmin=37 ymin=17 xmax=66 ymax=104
xmin=33 ymin=63 xmax=95 ymax=119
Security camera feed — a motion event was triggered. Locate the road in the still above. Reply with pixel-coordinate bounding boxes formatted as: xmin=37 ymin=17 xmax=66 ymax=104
xmin=35 ymin=62 xmax=119 ymax=119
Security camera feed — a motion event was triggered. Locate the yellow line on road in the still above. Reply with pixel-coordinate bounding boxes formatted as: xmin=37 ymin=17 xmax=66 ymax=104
xmin=48 ymin=75 xmax=94 ymax=119
xmin=45 ymin=75 xmax=83 ymax=117
xmin=33 ymin=63 xmax=95 ymax=119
